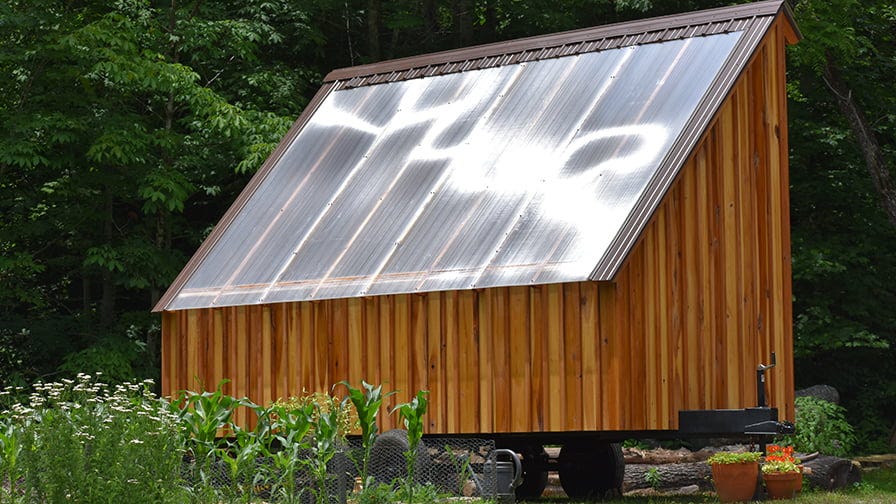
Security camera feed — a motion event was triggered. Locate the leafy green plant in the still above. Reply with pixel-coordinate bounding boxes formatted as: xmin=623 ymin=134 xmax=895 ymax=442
xmin=172 ymin=380 xmax=256 ymax=462
xmin=392 ymin=390 xmax=430 ymax=504
xmin=444 ymin=445 xmax=475 ymax=496
xmin=706 ymin=451 xmax=763 ymax=464
xmin=219 ymin=425 xmax=267 ymax=503
xmin=644 ymin=466 xmax=662 ymax=489
xmin=357 ymin=481 xmax=399 ymax=504
xmin=0 ymin=417 xmax=23 ymax=499
xmin=309 ymin=400 xmax=344 ymax=504
xmin=784 ymin=396 xmax=856 ymax=457
xmin=339 ymin=380 xmax=395 ymax=487
xmin=267 ymin=401 xmax=315 ymax=502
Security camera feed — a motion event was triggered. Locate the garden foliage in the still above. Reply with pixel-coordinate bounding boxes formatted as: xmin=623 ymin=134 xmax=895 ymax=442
xmin=0 ymin=377 xmax=440 ymax=504
xmin=785 ymin=396 xmax=857 ymax=457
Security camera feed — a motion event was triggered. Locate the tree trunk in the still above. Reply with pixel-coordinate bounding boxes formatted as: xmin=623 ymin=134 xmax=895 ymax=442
xmin=823 ymin=52 xmax=896 ymax=228
xmin=802 ymin=455 xmax=861 ymax=491
xmin=100 ymin=189 xmax=116 ymax=327
xmin=455 ymin=0 xmax=473 ymax=46
xmin=423 ymin=0 xmax=437 ymax=45
xmin=367 ymin=0 xmax=381 ymax=61
xmin=623 ymin=463 xmax=713 ymax=492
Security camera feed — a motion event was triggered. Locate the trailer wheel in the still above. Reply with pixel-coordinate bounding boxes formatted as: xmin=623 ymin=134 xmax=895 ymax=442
xmin=558 ymin=442 xmax=624 ymax=500
xmin=512 ymin=445 xmax=549 ymax=500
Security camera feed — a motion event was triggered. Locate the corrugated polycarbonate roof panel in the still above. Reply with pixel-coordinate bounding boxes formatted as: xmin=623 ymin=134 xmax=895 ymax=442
xmin=167 ymin=30 xmax=746 ymax=310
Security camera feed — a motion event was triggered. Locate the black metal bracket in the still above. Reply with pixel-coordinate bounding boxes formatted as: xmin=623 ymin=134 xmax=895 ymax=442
xmin=757 ymin=352 xmax=777 ymax=408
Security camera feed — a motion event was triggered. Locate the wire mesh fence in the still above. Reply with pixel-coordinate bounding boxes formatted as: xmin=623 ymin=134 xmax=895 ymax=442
xmin=180 ymin=434 xmax=499 ymax=503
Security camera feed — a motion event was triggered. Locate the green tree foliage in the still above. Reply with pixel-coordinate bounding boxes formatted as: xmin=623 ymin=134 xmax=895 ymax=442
xmin=0 ymin=0 xmax=311 ymax=381
xmin=786 ymin=0 xmax=896 ymax=452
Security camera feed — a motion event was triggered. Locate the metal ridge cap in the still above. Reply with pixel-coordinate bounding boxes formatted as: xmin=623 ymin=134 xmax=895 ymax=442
xmin=323 ymin=0 xmax=785 ymax=83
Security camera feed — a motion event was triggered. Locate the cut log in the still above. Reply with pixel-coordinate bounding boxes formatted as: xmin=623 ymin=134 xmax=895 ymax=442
xmin=623 ymin=462 xmax=713 ymax=492
xmin=623 ymin=447 xmax=716 ymax=465
xmin=802 ymin=455 xmax=861 ymax=491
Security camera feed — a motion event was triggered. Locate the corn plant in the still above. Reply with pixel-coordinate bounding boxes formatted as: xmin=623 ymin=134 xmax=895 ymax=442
xmin=339 ymin=380 xmax=394 ymax=487
xmin=267 ymin=402 xmax=315 ymax=502
xmin=172 ymin=380 xmax=255 ymax=462
xmin=392 ymin=390 xmax=429 ymax=504
xmin=309 ymin=400 xmax=343 ymax=504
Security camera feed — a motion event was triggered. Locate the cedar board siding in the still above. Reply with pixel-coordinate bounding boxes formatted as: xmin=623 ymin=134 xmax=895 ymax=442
xmin=161 ymin=18 xmax=795 ymax=433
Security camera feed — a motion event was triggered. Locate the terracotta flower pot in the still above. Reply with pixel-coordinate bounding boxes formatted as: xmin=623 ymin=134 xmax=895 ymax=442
xmin=711 ymin=462 xmax=759 ymax=503
xmin=763 ymin=471 xmax=803 ymax=500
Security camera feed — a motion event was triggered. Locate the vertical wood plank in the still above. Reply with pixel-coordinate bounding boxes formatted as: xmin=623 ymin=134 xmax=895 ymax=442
xmin=509 ymin=286 xmax=532 ymax=432
xmin=546 ymin=284 xmax=564 ymax=430
xmin=261 ymin=305 xmax=273 ymax=405
xmin=286 ymin=303 xmax=300 ymax=397
xmin=682 ymin=157 xmax=702 ymax=411
xmin=234 ymin=306 xmax=249 ymax=427
xmin=314 ymin=302 xmax=331 ymax=392
xmin=563 ymin=283 xmax=583 ymax=431
xmin=655 ymin=210 xmax=671 ymax=428
xmin=598 ymin=283 xmax=619 ymax=429
xmin=394 ymin=295 xmax=410 ymax=405
xmin=213 ymin=309 xmax=226 ymax=396
xmin=477 ymin=290 xmax=494 ymax=432
xmin=161 ymin=313 xmax=175 ymax=397
xmin=491 ymin=288 xmax=510 ymax=432
xmin=347 ymin=298 xmax=364 ymax=387
xmin=363 ymin=298 xmax=380 ymax=386
xmin=643 ymin=223 xmax=659 ymax=428
xmin=579 ymin=282 xmax=600 ymax=430
xmin=426 ymin=293 xmax=444 ymax=432
xmin=458 ymin=290 xmax=479 ymax=432
xmin=444 ymin=291 xmax=460 ymax=432
xmin=408 ymin=295 xmax=428 ymax=426
xmin=529 ymin=286 xmax=546 ymax=431
xmin=666 ymin=186 xmax=684 ymax=429
xmin=331 ymin=299 xmax=348 ymax=386
xmin=378 ymin=297 xmax=394 ymax=412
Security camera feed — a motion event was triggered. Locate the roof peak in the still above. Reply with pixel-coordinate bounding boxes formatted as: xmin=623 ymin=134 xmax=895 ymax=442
xmin=325 ymin=0 xmax=792 ymax=86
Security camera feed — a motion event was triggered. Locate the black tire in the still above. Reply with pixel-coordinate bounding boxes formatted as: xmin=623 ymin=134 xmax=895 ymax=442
xmin=558 ymin=442 xmax=624 ymax=500
xmin=512 ymin=445 xmax=549 ymax=500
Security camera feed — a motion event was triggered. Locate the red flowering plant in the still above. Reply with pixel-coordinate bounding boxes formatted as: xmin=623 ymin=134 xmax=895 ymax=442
xmin=761 ymin=444 xmax=802 ymax=474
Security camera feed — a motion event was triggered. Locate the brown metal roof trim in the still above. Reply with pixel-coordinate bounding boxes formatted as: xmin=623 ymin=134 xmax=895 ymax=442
xmin=325 ymin=0 xmax=794 ymax=89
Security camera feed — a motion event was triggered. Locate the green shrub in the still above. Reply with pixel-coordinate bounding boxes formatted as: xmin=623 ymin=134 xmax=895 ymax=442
xmin=786 ymin=396 xmax=856 ymax=457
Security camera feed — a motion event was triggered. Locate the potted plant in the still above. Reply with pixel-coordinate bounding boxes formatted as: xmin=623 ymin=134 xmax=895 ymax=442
xmin=707 ymin=450 xmax=762 ymax=503
xmin=761 ymin=445 xmax=803 ymax=500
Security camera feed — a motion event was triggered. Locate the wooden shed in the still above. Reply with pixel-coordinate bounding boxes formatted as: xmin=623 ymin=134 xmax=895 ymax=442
xmin=155 ymin=0 xmax=799 ymax=496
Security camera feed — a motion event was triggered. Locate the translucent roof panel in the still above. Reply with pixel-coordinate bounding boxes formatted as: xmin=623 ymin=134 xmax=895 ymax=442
xmin=166 ymin=30 xmax=746 ymax=310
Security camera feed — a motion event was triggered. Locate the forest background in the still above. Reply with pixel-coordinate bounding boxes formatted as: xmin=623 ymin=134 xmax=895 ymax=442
xmin=1 ymin=0 xmax=894 ymax=453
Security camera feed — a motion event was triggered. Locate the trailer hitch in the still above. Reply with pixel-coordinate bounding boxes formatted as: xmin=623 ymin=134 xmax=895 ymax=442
xmin=756 ymin=352 xmax=776 ymax=408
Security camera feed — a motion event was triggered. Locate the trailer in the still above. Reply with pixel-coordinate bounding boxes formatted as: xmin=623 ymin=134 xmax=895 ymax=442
xmin=154 ymin=0 xmax=800 ymax=498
